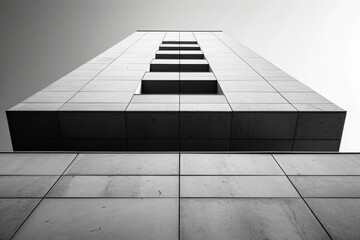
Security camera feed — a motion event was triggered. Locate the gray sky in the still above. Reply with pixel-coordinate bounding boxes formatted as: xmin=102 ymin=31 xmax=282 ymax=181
xmin=1 ymin=0 xmax=359 ymax=151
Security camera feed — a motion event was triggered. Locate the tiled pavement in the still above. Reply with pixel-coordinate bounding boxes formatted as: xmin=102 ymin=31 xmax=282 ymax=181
xmin=1 ymin=153 xmax=360 ymax=240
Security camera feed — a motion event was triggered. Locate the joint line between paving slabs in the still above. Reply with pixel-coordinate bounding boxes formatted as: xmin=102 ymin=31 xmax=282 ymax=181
xmin=270 ymin=154 xmax=334 ymax=240
xmin=9 ymin=153 xmax=79 ymax=240
xmin=178 ymin=152 xmax=181 ymax=240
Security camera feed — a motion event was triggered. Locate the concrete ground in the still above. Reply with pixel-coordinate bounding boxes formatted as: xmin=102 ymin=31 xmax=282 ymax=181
xmin=0 ymin=153 xmax=360 ymax=240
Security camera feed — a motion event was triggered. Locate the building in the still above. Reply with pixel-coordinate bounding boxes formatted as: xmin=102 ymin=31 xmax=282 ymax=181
xmin=6 ymin=31 xmax=346 ymax=151
xmin=1 ymin=31 xmax=358 ymax=240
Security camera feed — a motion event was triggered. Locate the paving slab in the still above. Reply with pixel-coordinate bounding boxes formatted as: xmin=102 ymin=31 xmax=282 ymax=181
xmin=0 ymin=199 xmax=40 ymax=240
xmin=180 ymin=198 xmax=330 ymax=240
xmin=305 ymin=198 xmax=360 ymax=240
xmin=290 ymin=176 xmax=360 ymax=197
xmin=274 ymin=154 xmax=360 ymax=175
xmin=181 ymin=176 xmax=299 ymax=197
xmin=12 ymin=198 xmax=178 ymax=240
xmin=48 ymin=176 xmax=178 ymax=198
xmin=0 ymin=176 xmax=58 ymax=198
xmin=180 ymin=154 xmax=283 ymax=175
xmin=65 ymin=154 xmax=179 ymax=175
xmin=0 ymin=154 xmax=75 ymax=175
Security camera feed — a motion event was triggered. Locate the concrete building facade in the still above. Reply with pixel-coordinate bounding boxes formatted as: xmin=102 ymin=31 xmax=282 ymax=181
xmin=6 ymin=31 xmax=346 ymax=151
xmin=1 ymin=31 xmax=358 ymax=240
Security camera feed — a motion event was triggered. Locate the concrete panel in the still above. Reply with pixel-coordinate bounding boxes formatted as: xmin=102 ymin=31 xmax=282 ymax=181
xmin=306 ymin=198 xmax=360 ymax=240
xmin=231 ymin=139 xmax=293 ymax=151
xmin=48 ymin=176 xmax=178 ymax=198
xmin=181 ymin=176 xmax=299 ymax=197
xmin=295 ymin=112 xmax=346 ymax=139
xmin=292 ymin=140 xmax=340 ymax=151
xmin=127 ymin=139 xmax=179 ymax=151
xmin=274 ymin=154 xmax=360 ymax=175
xmin=126 ymin=112 xmax=179 ymax=139
xmin=62 ymin=139 xmax=127 ymax=151
xmin=180 ymin=110 xmax=231 ymax=139
xmin=0 ymin=176 xmax=58 ymax=197
xmin=180 ymin=139 xmax=230 ymax=151
xmin=180 ymin=154 xmax=283 ymax=175
xmin=290 ymin=176 xmax=360 ymax=197
xmin=59 ymin=111 xmax=126 ymax=139
xmin=0 ymin=154 xmax=75 ymax=175
xmin=12 ymin=199 xmax=178 ymax=240
xmin=180 ymin=198 xmax=330 ymax=240
xmin=6 ymin=111 xmax=62 ymax=140
xmin=65 ymin=154 xmax=179 ymax=175
xmin=232 ymin=112 xmax=298 ymax=139
xmin=0 ymin=199 xmax=40 ymax=240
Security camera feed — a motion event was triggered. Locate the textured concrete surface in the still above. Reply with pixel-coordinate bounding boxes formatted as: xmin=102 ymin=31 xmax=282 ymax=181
xmin=47 ymin=176 xmax=178 ymax=198
xmin=0 ymin=199 xmax=40 ymax=240
xmin=305 ymin=198 xmax=360 ymax=240
xmin=12 ymin=199 xmax=178 ymax=240
xmin=1 ymin=153 xmax=360 ymax=240
xmin=180 ymin=198 xmax=330 ymax=240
